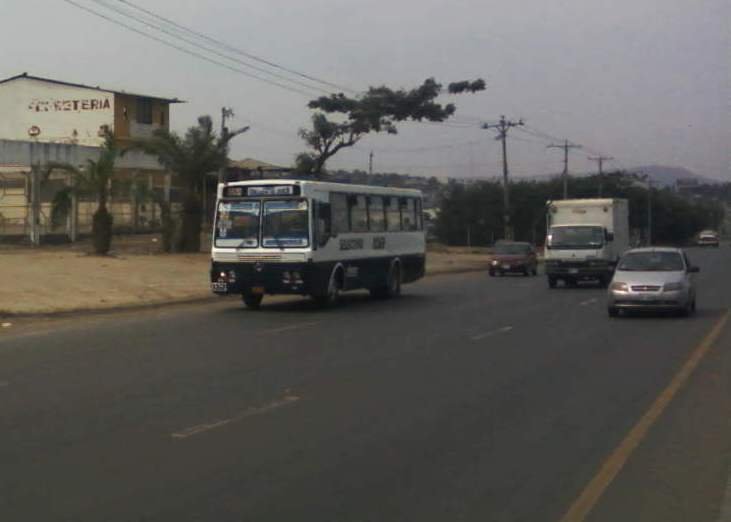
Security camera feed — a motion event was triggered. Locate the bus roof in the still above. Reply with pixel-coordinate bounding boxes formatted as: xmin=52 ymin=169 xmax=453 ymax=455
xmin=219 ymin=178 xmax=423 ymax=198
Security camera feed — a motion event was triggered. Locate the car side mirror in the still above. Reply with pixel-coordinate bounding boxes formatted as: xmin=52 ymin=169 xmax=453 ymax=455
xmin=605 ymin=231 xmax=614 ymax=242
xmin=687 ymin=266 xmax=700 ymax=273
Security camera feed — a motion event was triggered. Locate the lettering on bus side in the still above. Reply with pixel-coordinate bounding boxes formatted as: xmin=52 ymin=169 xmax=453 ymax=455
xmin=372 ymin=236 xmax=386 ymax=250
xmin=339 ymin=238 xmax=364 ymax=251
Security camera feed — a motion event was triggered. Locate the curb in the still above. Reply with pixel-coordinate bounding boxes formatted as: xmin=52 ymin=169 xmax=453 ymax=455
xmin=0 ymin=264 xmax=489 ymax=320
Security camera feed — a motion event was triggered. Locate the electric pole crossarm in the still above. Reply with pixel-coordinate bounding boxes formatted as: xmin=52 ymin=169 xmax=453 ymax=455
xmin=481 ymin=115 xmax=524 ymax=240
xmin=547 ymin=139 xmax=582 ymax=199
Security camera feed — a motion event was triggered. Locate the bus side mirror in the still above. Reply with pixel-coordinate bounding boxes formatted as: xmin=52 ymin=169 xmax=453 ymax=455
xmin=606 ymin=231 xmax=614 ymax=242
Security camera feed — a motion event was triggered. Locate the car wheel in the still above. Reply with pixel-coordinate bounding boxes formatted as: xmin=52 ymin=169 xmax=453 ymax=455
xmin=608 ymin=306 xmax=619 ymax=318
xmin=242 ymin=292 xmax=263 ymax=310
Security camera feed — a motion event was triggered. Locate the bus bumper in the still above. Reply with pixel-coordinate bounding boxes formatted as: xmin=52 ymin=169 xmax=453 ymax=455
xmin=210 ymin=261 xmax=325 ymax=296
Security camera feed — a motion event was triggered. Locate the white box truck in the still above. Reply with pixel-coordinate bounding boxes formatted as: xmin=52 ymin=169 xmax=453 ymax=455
xmin=544 ymin=198 xmax=629 ymax=288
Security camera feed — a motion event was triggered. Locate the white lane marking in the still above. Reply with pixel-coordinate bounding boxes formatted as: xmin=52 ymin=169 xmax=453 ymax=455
xmin=171 ymin=395 xmax=300 ymax=440
xmin=471 ymin=326 xmax=513 ymax=341
xmin=259 ymin=321 xmax=321 ymax=335
xmin=1 ymin=322 xmax=11 ymax=328
xmin=579 ymin=298 xmax=598 ymax=306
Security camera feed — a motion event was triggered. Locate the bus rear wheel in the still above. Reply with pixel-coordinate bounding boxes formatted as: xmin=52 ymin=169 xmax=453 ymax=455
xmin=242 ymin=292 xmax=263 ymax=310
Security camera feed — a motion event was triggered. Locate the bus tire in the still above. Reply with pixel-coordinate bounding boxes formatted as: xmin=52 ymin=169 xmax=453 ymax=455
xmin=370 ymin=260 xmax=401 ymax=299
xmin=314 ymin=266 xmax=342 ymax=307
xmin=242 ymin=293 xmax=263 ymax=310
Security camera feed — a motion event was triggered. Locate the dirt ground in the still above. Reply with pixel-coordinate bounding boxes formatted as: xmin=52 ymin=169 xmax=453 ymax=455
xmin=0 ymin=234 xmax=489 ymax=316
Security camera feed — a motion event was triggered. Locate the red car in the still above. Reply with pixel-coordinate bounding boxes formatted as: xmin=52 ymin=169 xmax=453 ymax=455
xmin=489 ymin=241 xmax=539 ymax=277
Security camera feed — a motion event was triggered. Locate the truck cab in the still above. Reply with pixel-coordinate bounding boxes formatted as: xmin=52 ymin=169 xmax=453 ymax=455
xmin=544 ymin=199 xmax=629 ymax=288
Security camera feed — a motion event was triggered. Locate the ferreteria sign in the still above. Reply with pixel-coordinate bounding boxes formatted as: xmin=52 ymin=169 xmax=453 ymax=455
xmin=27 ymin=98 xmax=112 ymax=112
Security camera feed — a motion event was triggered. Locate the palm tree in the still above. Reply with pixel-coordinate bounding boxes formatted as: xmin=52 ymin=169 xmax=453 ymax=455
xmin=131 ymin=116 xmax=248 ymax=252
xmin=50 ymin=131 xmax=118 ymax=255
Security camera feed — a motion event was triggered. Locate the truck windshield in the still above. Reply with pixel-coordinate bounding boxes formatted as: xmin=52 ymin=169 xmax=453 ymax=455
xmin=262 ymin=199 xmax=309 ymax=248
xmin=549 ymin=226 xmax=604 ymax=249
xmin=215 ymin=201 xmax=260 ymax=248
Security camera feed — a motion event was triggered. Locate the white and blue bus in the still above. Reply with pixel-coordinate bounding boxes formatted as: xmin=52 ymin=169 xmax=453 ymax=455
xmin=210 ymin=179 xmax=426 ymax=308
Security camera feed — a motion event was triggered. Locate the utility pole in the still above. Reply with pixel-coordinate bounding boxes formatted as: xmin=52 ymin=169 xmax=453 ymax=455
xmin=368 ymin=150 xmax=374 ymax=176
xmin=218 ymin=107 xmax=235 ymax=183
xmin=588 ymin=155 xmax=613 ymax=196
xmin=547 ymin=139 xmax=582 ymax=199
xmin=482 ymin=115 xmax=524 ymax=240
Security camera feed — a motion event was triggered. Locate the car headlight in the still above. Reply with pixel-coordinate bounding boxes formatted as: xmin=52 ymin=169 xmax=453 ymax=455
xmin=663 ymin=282 xmax=684 ymax=292
xmin=610 ymin=282 xmax=628 ymax=292
xmin=491 ymin=260 xmax=499 ymax=266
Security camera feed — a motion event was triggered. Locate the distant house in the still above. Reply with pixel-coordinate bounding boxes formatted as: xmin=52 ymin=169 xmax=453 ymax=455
xmin=0 ymin=72 xmax=182 ymax=147
xmin=0 ymin=73 xmax=183 ymax=240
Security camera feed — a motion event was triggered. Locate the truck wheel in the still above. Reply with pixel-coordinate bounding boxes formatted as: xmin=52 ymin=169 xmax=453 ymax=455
xmin=548 ymin=276 xmax=557 ymax=289
xmin=242 ymin=293 xmax=263 ymax=310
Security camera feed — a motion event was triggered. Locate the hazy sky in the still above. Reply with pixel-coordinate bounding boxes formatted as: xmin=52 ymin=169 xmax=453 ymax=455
xmin=2 ymin=0 xmax=729 ymax=180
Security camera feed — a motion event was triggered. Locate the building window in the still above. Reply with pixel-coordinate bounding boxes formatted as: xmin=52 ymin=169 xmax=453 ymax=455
xmin=136 ymin=98 xmax=153 ymax=124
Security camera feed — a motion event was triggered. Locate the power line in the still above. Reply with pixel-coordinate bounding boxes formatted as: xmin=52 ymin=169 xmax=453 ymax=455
xmin=113 ymin=0 xmax=356 ymax=94
xmin=88 ymin=0 xmax=327 ymax=96
xmin=61 ymin=0 xmax=322 ymax=98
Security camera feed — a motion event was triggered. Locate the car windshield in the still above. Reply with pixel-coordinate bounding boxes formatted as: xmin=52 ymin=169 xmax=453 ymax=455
xmin=262 ymin=199 xmax=309 ymax=248
xmin=617 ymin=251 xmax=685 ymax=271
xmin=493 ymin=243 xmax=531 ymax=255
xmin=549 ymin=226 xmax=604 ymax=249
xmin=214 ymin=200 xmax=260 ymax=248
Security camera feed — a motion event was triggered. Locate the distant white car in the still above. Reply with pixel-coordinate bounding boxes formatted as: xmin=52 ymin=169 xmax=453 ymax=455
xmin=696 ymin=230 xmax=720 ymax=247
xmin=607 ymin=247 xmax=699 ymax=317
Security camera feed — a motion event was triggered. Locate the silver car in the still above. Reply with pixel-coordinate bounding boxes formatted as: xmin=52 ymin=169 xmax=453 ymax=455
xmin=607 ymin=247 xmax=699 ymax=317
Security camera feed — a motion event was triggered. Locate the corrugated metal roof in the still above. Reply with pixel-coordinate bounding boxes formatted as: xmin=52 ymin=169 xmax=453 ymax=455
xmin=0 ymin=73 xmax=184 ymax=103
xmin=228 ymin=158 xmax=290 ymax=171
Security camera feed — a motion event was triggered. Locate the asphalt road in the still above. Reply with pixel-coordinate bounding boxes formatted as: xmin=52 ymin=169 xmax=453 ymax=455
xmin=1 ymin=246 xmax=730 ymax=522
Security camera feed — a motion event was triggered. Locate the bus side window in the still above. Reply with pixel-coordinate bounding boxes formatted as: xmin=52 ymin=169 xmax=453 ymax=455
xmin=368 ymin=196 xmax=385 ymax=232
xmin=416 ymin=199 xmax=423 ymax=230
xmin=386 ymin=197 xmax=401 ymax=232
xmin=401 ymin=198 xmax=417 ymax=231
xmin=331 ymin=193 xmax=349 ymax=234
xmin=350 ymin=195 xmax=368 ymax=233
xmin=316 ymin=201 xmax=332 ymax=247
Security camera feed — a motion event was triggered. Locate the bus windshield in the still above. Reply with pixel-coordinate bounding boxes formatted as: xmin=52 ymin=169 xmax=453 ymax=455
xmin=215 ymin=201 xmax=260 ymax=248
xmin=548 ymin=225 xmax=604 ymax=250
xmin=262 ymin=199 xmax=309 ymax=248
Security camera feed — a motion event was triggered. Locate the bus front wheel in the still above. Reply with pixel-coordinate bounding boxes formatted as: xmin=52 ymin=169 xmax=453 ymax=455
xmin=242 ymin=292 xmax=263 ymax=310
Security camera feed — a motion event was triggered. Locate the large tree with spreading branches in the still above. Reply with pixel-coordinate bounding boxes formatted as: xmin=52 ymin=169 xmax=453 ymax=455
xmin=296 ymin=78 xmax=485 ymax=175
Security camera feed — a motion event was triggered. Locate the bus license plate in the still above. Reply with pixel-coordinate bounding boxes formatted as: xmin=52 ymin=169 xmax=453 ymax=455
xmin=251 ymin=286 xmax=265 ymax=294
xmin=211 ymin=281 xmax=228 ymax=293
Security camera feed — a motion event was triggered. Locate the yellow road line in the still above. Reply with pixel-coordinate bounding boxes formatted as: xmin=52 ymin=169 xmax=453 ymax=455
xmin=559 ymin=309 xmax=731 ymax=522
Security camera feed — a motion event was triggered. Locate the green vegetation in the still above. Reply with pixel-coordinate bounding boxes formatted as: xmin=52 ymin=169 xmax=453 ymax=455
xmin=296 ymin=78 xmax=485 ymax=175
xmin=131 ymin=116 xmax=248 ymax=252
xmin=435 ymin=172 xmax=726 ymax=246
